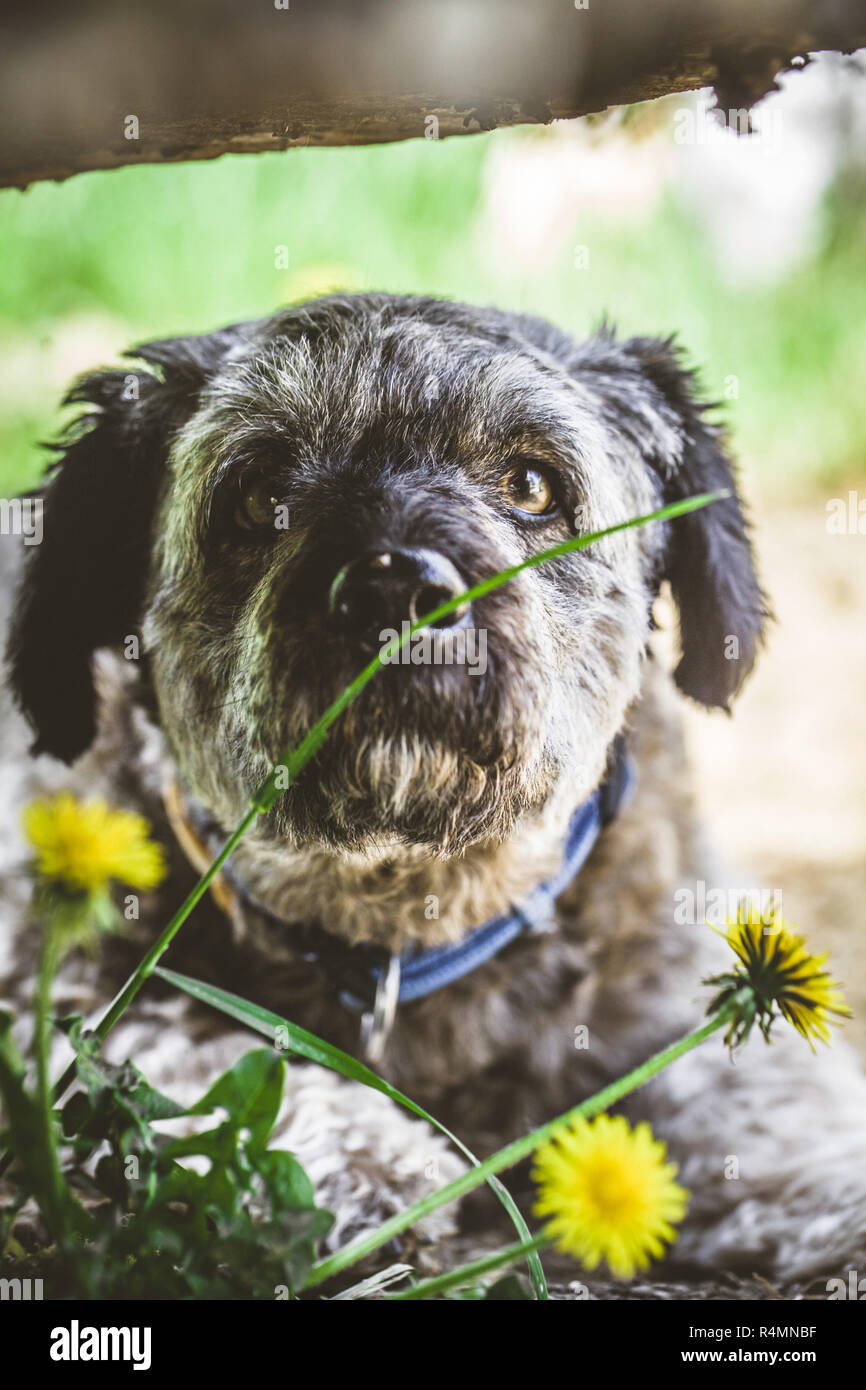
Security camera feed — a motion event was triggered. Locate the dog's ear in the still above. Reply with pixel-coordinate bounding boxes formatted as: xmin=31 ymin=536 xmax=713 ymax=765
xmin=7 ymin=329 xmax=243 ymax=762
xmin=576 ymin=331 xmax=768 ymax=710
xmin=621 ymin=335 xmax=768 ymax=709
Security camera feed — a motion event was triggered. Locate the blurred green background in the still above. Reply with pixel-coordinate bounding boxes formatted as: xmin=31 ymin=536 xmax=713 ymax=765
xmin=1 ymin=89 xmax=865 ymax=498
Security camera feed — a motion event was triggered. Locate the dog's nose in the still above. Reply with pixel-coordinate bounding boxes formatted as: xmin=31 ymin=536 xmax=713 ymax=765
xmin=328 ymin=548 xmax=471 ymax=641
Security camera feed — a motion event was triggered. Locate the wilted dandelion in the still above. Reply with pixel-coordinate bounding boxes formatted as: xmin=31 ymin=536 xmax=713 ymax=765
xmin=705 ymin=901 xmax=851 ymax=1051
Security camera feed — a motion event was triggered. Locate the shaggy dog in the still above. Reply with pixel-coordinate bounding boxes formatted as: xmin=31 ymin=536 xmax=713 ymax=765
xmin=2 ymin=293 xmax=865 ymax=1286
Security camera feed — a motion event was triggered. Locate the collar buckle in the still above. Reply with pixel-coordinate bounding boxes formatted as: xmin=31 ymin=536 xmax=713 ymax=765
xmin=359 ymin=954 xmax=402 ymax=1063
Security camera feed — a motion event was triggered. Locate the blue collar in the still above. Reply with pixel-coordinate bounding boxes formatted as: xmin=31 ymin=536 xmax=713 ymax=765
xmin=172 ymin=740 xmax=634 ymax=1049
xmin=355 ymin=751 xmax=635 ymax=1010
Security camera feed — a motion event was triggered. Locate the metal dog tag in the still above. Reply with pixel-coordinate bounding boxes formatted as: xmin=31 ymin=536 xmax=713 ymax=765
xmin=360 ymin=953 xmax=401 ymax=1064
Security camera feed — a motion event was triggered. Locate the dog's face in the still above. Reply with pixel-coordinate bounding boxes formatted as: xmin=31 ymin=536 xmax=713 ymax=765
xmin=8 ymin=294 xmax=766 ymax=856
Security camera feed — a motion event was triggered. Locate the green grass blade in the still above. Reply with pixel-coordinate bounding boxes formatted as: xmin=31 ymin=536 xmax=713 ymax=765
xmin=252 ymin=489 xmax=726 ymax=810
xmin=384 ymin=1233 xmax=549 ymax=1301
xmin=154 ymin=965 xmax=548 ymax=1299
xmin=305 ymin=1013 xmax=727 ymax=1288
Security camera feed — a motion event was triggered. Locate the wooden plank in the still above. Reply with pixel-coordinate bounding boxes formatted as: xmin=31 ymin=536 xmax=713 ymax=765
xmin=1 ymin=0 xmax=864 ymax=187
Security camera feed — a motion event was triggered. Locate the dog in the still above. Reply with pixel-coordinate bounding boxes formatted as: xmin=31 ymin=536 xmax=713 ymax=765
xmin=2 ymin=292 xmax=865 ymax=1287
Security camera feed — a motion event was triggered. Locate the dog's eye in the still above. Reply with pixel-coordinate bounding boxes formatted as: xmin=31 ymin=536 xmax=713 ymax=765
xmin=234 ymin=476 xmax=280 ymax=532
xmin=500 ymin=463 xmax=557 ymax=516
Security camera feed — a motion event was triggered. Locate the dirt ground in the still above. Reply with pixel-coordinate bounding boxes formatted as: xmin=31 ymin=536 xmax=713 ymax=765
xmin=680 ymin=491 xmax=866 ymax=1056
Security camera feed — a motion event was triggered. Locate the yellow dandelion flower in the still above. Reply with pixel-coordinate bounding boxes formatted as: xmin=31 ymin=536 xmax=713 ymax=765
xmin=23 ymin=792 xmax=166 ymax=896
xmin=706 ymin=900 xmax=851 ymax=1051
xmin=532 ymin=1113 xmax=688 ymax=1280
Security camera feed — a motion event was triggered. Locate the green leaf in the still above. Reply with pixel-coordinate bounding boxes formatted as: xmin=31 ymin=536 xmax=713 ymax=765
xmin=154 ymin=967 xmax=547 ymax=1299
xmin=187 ymin=1047 xmax=284 ymax=1156
xmin=0 ymin=1015 xmax=45 ymax=1183
xmin=54 ymin=1017 xmax=185 ymax=1180
xmin=56 ymin=1015 xmax=186 ymax=1124
xmin=256 ymin=1149 xmax=316 ymax=1211
xmin=0 ymin=1013 xmax=89 ymax=1239
xmin=60 ymin=1090 xmax=92 ymax=1138
xmin=267 ymin=1206 xmax=336 ymax=1290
